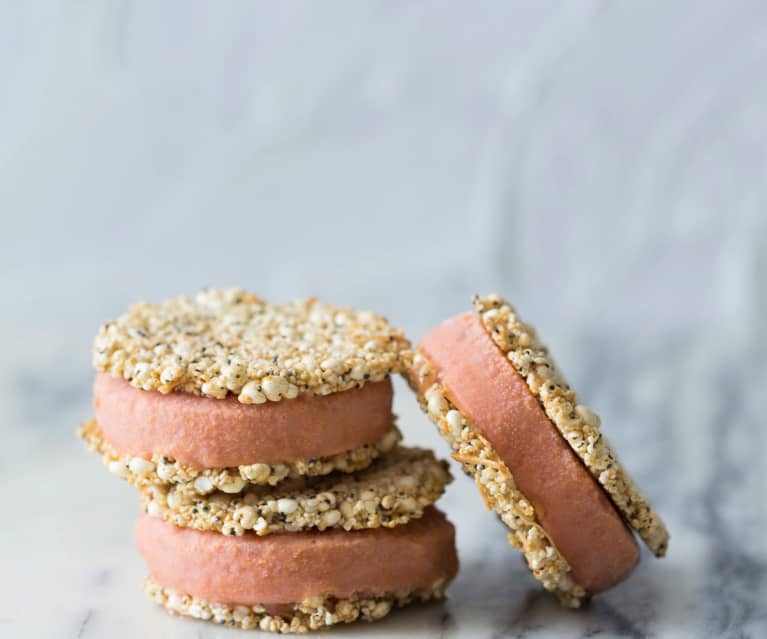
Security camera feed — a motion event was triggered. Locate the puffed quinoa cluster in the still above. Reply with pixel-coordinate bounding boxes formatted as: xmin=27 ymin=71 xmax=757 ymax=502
xmin=143 ymin=575 xmax=450 ymax=634
xmin=473 ymin=294 xmax=669 ymax=556
xmin=408 ymin=356 xmax=586 ymax=607
xmin=78 ymin=419 xmax=402 ymax=495
xmin=140 ymin=446 xmax=451 ymax=536
xmin=92 ymin=288 xmax=412 ymax=402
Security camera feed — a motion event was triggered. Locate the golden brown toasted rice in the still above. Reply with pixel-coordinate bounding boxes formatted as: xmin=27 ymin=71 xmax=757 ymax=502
xmin=406 ymin=361 xmax=587 ymax=608
xmin=143 ymin=575 xmax=451 ymax=633
xmin=92 ymin=288 xmax=412 ymax=403
xmin=472 ymin=294 xmax=668 ymax=557
xmin=140 ymin=446 xmax=452 ymax=536
xmin=78 ymin=418 xmax=402 ymax=494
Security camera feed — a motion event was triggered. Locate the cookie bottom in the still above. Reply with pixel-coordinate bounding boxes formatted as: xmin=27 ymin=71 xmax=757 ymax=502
xmin=143 ymin=576 xmax=449 ymax=633
xmin=79 ymin=418 xmax=401 ymax=495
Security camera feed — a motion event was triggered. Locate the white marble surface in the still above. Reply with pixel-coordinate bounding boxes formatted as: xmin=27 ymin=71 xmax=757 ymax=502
xmin=1 ymin=2 xmax=767 ymax=638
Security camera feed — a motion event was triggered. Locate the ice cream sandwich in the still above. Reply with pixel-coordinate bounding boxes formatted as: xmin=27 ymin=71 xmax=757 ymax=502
xmin=136 ymin=450 xmax=455 ymax=632
xmin=408 ymin=294 xmax=668 ymax=607
xmin=81 ymin=288 xmax=409 ymax=493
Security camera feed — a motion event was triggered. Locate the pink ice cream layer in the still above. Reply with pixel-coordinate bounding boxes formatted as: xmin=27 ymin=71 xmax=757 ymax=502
xmin=93 ymin=372 xmax=394 ymax=468
xmin=135 ymin=508 xmax=459 ymax=606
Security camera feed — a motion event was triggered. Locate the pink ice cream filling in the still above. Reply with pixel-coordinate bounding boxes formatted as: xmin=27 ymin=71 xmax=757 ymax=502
xmin=93 ymin=372 xmax=394 ymax=468
xmin=136 ymin=508 xmax=458 ymax=607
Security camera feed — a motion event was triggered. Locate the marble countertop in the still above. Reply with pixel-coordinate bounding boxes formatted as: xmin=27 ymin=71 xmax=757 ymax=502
xmin=1 ymin=2 xmax=766 ymax=637
xmin=3 ymin=354 xmax=765 ymax=639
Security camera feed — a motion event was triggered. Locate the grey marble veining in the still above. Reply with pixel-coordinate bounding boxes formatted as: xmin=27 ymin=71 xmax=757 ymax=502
xmin=1 ymin=1 xmax=766 ymax=638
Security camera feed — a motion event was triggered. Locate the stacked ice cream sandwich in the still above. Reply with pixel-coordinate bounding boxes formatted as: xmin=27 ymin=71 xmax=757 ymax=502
xmin=80 ymin=288 xmax=458 ymax=633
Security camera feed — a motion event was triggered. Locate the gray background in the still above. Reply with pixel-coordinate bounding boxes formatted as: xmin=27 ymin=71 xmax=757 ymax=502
xmin=1 ymin=2 xmax=766 ymax=638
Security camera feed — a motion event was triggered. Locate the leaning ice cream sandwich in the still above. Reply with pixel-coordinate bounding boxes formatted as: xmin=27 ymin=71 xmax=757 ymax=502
xmin=138 ymin=506 xmax=457 ymax=632
xmin=80 ymin=288 xmax=408 ymax=494
xmin=407 ymin=294 xmax=668 ymax=607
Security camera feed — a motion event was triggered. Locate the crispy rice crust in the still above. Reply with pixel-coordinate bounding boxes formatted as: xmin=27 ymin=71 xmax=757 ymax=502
xmin=143 ymin=575 xmax=450 ymax=633
xmin=473 ymin=295 xmax=668 ymax=556
xmin=78 ymin=419 xmax=402 ymax=494
xmin=407 ymin=361 xmax=586 ymax=607
xmin=139 ymin=447 xmax=452 ymax=536
xmin=92 ymin=288 xmax=412 ymax=403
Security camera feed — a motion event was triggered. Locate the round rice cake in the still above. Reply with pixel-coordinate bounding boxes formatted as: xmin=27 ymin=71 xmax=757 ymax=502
xmin=92 ymin=287 xmax=412 ymax=401
xmin=78 ymin=418 xmax=401 ymax=495
xmin=140 ymin=446 xmax=452 ymax=536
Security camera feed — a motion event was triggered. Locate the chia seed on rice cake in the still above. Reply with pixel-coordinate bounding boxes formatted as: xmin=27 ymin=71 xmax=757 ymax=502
xmin=139 ymin=445 xmax=452 ymax=536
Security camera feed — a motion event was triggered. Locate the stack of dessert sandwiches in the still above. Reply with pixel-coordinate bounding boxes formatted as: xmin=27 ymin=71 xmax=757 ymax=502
xmin=80 ymin=289 xmax=458 ymax=633
xmin=80 ymin=288 xmax=669 ymax=633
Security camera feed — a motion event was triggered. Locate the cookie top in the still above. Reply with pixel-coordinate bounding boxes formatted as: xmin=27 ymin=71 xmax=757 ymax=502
xmin=472 ymin=294 xmax=669 ymax=557
xmin=92 ymin=288 xmax=412 ymax=402
xmin=141 ymin=446 xmax=452 ymax=536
